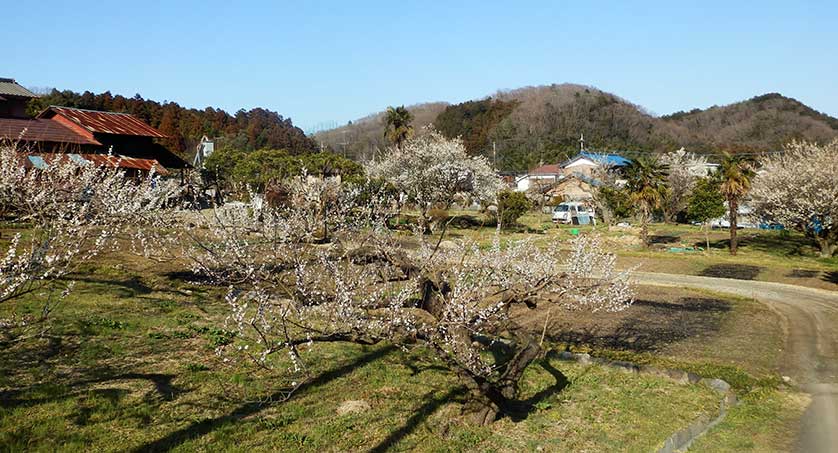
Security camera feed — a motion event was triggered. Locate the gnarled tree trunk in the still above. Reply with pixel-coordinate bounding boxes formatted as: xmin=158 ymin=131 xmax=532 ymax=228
xmin=816 ymin=231 xmax=837 ymax=258
xmin=417 ymin=275 xmax=544 ymax=426
xmin=458 ymin=331 xmax=543 ymax=425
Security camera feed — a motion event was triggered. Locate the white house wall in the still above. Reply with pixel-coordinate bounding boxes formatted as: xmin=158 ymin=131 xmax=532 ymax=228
xmin=563 ymin=157 xmax=599 ymax=169
xmin=515 ymin=175 xmax=556 ymax=192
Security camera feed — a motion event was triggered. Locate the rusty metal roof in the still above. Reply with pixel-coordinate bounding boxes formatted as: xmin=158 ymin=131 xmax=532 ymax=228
xmin=40 ymin=106 xmax=167 ymax=138
xmin=81 ymin=153 xmax=170 ymax=175
xmin=21 ymin=152 xmax=169 ymax=176
xmin=0 ymin=78 xmax=38 ymax=98
xmin=527 ymin=164 xmax=562 ymax=175
xmin=0 ymin=117 xmax=102 ymax=145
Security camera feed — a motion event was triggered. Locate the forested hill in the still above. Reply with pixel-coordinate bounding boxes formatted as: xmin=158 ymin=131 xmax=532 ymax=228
xmin=27 ymin=89 xmax=317 ymax=160
xmin=315 ymin=84 xmax=838 ymax=172
xmin=312 ymin=102 xmax=449 ymax=160
xmin=662 ymin=93 xmax=838 ymax=153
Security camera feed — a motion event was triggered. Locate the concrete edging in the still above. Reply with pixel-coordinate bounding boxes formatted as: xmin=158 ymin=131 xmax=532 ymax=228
xmin=547 ymin=350 xmax=737 ymax=453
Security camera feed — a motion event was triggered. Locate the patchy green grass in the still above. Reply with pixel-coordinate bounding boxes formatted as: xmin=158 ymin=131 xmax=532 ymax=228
xmin=689 ymin=388 xmax=809 ymax=452
xmin=438 ymin=209 xmax=838 ymax=290
xmin=0 ymin=256 xmax=736 ymax=452
xmin=0 ymin=234 xmax=812 ymax=452
xmin=547 ymin=285 xmax=803 ymax=451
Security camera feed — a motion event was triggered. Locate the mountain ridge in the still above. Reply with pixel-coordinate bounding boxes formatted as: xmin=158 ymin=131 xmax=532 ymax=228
xmin=315 ymin=84 xmax=838 ymax=171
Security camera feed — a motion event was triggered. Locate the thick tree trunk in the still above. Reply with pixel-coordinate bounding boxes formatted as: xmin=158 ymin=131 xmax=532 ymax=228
xmin=663 ymin=208 xmax=674 ymax=225
xmin=419 ymin=205 xmax=432 ymax=234
xmin=817 ymin=233 xmax=836 ymax=258
xmin=728 ymin=197 xmax=738 ymax=255
xmin=460 ymin=335 xmax=542 ymax=425
xmin=415 ymin=269 xmax=545 ymax=426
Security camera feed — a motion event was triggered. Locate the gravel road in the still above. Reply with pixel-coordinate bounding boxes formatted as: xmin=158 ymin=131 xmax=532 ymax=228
xmin=632 ymin=272 xmax=838 ymax=453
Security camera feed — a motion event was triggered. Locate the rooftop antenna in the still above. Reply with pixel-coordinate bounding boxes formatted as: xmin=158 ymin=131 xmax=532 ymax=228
xmin=579 ymin=133 xmax=585 ymax=152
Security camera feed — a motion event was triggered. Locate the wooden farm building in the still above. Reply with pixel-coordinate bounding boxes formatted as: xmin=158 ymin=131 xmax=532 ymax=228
xmin=0 ymin=78 xmax=188 ymax=176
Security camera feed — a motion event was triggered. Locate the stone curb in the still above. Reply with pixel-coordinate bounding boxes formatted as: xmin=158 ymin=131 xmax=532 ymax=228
xmin=547 ymin=350 xmax=737 ymax=453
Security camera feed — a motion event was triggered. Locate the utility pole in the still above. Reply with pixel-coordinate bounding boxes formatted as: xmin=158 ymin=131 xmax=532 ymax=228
xmin=493 ymin=141 xmax=497 ymax=169
xmin=340 ymin=130 xmax=348 ymax=158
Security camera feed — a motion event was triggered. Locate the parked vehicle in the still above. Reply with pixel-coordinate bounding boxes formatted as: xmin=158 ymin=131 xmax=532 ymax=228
xmin=709 ymin=203 xmax=759 ymax=229
xmin=552 ymin=202 xmax=595 ymax=224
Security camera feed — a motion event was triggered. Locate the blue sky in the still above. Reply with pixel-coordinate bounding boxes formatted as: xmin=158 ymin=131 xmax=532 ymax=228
xmin=5 ymin=0 xmax=837 ymax=131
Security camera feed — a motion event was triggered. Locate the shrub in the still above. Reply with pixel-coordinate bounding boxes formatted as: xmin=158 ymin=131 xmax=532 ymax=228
xmin=600 ymin=187 xmax=633 ymax=220
xmin=496 ymin=190 xmax=532 ymax=229
xmin=427 ymin=208 xmax=449 ymax=223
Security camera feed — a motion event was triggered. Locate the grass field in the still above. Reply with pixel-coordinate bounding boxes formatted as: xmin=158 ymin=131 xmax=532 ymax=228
xmin=440 ymin=210 xmax=838 ymax=291
xmin=0 ymin=246 xmax=807 ymax=452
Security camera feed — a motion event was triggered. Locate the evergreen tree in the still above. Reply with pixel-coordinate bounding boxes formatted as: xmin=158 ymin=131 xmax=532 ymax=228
xmin=688 ymin=177 xmax=726 ymax=252
xmin=719 ymin=153 xmax=755 ymax=255
xmin=383 ymin=105 xmax=414 ymax=149
xmin=624 ymin=157 xmax=670 ymax=246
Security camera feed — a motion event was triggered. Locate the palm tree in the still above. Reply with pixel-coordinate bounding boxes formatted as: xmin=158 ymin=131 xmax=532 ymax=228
xmin=383 ymin=106 xmax=414 ymax=149
xmin=718 ymin=152 xmax=755 ymax=255
xmin=624 ymin=157 xmax=670 ymax=246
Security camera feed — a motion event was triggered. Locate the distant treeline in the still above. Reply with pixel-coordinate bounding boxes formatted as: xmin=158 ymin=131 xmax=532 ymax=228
xmin=27 ymin=89 xmax=317 ymax=159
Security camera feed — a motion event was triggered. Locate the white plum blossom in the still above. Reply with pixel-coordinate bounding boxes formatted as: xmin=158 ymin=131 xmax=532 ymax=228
xmin=178 ymin=175 xmax=634 ymax=425
xmin=367 ymin=128 xmax=503 ymax=227
xmin=0 ymin=142 xmax=179 ymax=332
xmin=750 ymin=140 xmax=838 ymax=257
xmin=659 ymin=148 xmax=709 ymax=223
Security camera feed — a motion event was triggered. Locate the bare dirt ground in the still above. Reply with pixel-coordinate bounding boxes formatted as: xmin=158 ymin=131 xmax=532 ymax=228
xmin=535 ymin=285 xmax=783 ymax=374
xmin=632 ymin=271 xmax=838 ymax=453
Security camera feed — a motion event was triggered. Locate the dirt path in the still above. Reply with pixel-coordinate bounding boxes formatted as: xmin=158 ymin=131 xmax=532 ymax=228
xmin=632 ymin=272 xmax=838 ymax=453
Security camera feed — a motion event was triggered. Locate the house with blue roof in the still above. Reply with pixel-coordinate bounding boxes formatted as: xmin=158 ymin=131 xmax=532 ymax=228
xmin=560 ymin=151 xmax=631 ymax=175
xmin=515 ymin=150 xmax=632 ymax=192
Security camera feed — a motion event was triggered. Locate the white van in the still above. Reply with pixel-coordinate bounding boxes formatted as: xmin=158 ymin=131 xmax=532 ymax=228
xmin=709 ymin=203 xmax=758 ymax=229
xmin=552 ymin=202 xmax=595 ymax=224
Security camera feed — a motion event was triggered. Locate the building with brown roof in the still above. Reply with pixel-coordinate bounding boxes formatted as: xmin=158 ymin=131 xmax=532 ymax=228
xmin=0 ymin=78 xmax=188 ymax=174
xmin=0 ymin=78 xmax=38 ymax=118
xmin=36 ymin=106 xmax=187 ymax=169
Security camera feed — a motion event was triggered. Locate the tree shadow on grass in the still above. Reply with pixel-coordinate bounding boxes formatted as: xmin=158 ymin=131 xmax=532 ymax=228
xmin=368 ymin=359 xmax=570 ymax=453
xmin=649 ymin=234 xmax=681 ymax=244
xmin=504 ymin=359 xmax=570 ymax=422
xmin=787 ymin=269 xmax=821 ymax=279
xmin=703 ymin=232 xmax=815 ymax=257
xmin=549 ymin=297 xmax=731 ymax=353
xmin=368 ymin=387 xmax=467 ymax=453
xmin=0 ymin=371 xmax=184 ymax=410
xmin=162 ymin=270 xmax=219 ymax=286
xmin=132 ymin=345 xmax=397 ymax=453
xmin=63 ymin=275 xmax=155 ymax=298
xmin=699 ymin=264 xmax=764 ymax=280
